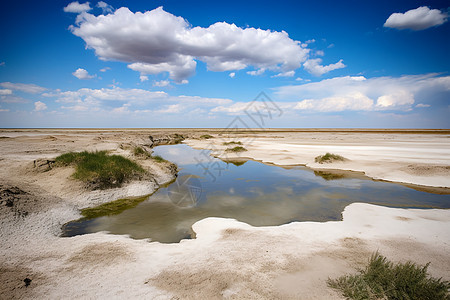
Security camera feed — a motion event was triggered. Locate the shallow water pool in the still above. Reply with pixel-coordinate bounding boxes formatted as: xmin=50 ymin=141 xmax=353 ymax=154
xmin=62 ymin=144 xmax=450 ymax=243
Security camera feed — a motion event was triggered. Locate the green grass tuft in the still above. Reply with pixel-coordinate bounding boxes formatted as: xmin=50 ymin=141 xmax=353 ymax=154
xmin=223 ymin=141 xmax=243 ymax=146
xmin=200 ymin=134 xmax=214 ymax=139
xmin=151 ymin=155 xmax=168 ymax=163
xmin=225 ymin=146 xmax=248 ymax=153
xmin=133 ymin=146 xmax=149 ymax=157
xmin=315 ymin=152 xmax=346 ymax=164
xmin=327 ymin=252 xmax=450 ymax=300
xmin=55 ymin=151 xmax=146 ymax=189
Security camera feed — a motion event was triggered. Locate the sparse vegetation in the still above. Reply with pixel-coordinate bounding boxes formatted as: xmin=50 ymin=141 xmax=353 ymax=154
xmin=200 ymin=134 xmax=214 ymax=139
xmin=151 ymin=155 xmax=168 ymax=163
xmin=315 ymin=152 xmax=346 ymax=164
xmin=223 ymin=141 xmax=243 ymax=146
xmin=172 ymin=133 xmax=185 ymax=144
xmin=225 ymin=146 xmax=248 ymax=153
xmin=327 ymin=252 xmax=450 ymax=300
xmin=133 ymin=146 xmax=150 ymax=157
xmin=55 ymin=151 xmax=146 ymax=189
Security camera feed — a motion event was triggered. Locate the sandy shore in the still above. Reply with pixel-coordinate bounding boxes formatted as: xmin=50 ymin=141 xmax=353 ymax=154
xmin=1 ymin=129 xmax=449 ymax=299
xmin=186 ymin=130 xmax=450 ymax=190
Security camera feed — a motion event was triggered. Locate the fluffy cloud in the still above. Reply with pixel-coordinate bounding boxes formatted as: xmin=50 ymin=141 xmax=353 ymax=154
xmin=276 ymin=74 xmax=450 ymax=112
xmin=64 ymin=1 xmax=91 ymax=13
xmin=139 ymin=75 xmax=148 ymax=82
xmin=229 ymin=72 xmax=236 ymax=78
xmin=247 ymin=68 xmax=266 ymax=76
xmin=295 ymin=92 xmax=373 ymax=112
xmin=72 ymin=68 xmax=95 ymax=80
xmin=376 ymin=90 xmax=414 ymax=108
xmin=153 ymin=80 xmax=170 ymax=87
xmin=0 ymin=82 xmax=46 ymax=94
xmin=34 ymin=101 xmax=47 ymax=111
xmin=303 ymin=58 xmax=345 ymax=76
xmin=384 ymin=6 xmax=448 ymax=30
xmin=70 ymin=7 xmax=311 ymax=82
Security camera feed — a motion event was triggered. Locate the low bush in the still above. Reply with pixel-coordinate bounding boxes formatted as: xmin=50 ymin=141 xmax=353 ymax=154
xmin=200 ymin=134 xmax=214 ymax=139
xmin=315 ymin=152 xmax=345 ymax=164
xmin=327 ymin=252 xmax=450 ymax=300
xmin=223 ymin=141 xmax=243 ymax=146
xmin=225 ymin=146 xmax=248 ymax=153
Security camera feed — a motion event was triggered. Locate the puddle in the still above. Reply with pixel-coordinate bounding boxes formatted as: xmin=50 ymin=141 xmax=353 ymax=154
xmin=62 ymin=144 xmax=450 ymax=243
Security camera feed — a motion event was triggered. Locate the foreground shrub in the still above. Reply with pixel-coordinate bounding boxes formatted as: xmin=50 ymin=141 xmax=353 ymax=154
xmin=315 ymin=152 xmax=345 ymax=164
xmin=199 ymin=134 xmax=214 ymax=139
xmin=327 ymin=252 xmax=450 ymax=300
xmin=55 ymin=151 xmax=145 ymax=189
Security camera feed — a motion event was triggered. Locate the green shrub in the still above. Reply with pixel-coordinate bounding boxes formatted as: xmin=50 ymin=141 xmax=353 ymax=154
xmin=225 ymin=146 xmax=248 ymax=153
xmin=151 ymin=155 xmax=167 ymax=163
xmin=133 ymin=146 xmax=146 ymax=156
xmin=223 ymin=141 xmax=243 ymax=146
xmin=55 ymin=151 xmax=145 ymax=189
xmin=200 ymin=134 xmax=214 ymax=139
xmin=315 ymin=152 xmax=345 ymax=164
xmin=327 ymin=252 xmax=450 ymax=300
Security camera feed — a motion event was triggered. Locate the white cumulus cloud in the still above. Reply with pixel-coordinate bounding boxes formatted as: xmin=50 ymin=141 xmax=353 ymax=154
xmin=72 ymin=68 xmax=95 ymax=80
xmin=229 ymin=72 xmax=236 ymax=78
xmin=295 ymin=92 xmax=373 ymax=112
xmin=69 ymin=6 xmax=310 ymax=82
xmin=34 ymin=101 xmax=47 ymax=111
xmin=64 ymin=1 xmax=91 ymax=13
xmin=153 ymin=80 xmax=170 ymax=87
xmin=303 ymin=58 xmax=346 ymax=76
xmin=276 ymin=74 xmax=450 ymax=112
xmin=139 ymin=75 xmax=148 ymax=82
xmin=384 ymin=6 xmax=448 ymax=30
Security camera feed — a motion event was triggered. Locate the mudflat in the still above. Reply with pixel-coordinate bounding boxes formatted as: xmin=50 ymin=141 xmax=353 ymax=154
xmin=1 ymin=129 xmax=449 ymax=299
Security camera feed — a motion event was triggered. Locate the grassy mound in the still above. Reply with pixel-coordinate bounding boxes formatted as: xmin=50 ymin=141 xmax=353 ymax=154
xmin=55 ymin=151 xmax=146 ymax=189
xmin=199 ymin=134 xmax=214 ymax=139
xmin=223 ymin=141 xmax=243 ymax=146
xmin=328 ymin=252 xmax=450 ymax=300
xmin=225 ymin=146 xmax=248 ymax=153
xmin=315 ymin=152 xmax=345 ymax=164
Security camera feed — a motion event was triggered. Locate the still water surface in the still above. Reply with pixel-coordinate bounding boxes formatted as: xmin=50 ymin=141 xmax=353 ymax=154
xmin=62 ymin=144 xmax=450 ymax=243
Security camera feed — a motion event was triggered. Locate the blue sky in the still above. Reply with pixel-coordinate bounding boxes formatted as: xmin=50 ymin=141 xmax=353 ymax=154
xmin=0 ymin=0 xmax=449 ymax=128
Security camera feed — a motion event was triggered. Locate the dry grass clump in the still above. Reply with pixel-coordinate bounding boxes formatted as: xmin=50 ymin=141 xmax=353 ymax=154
xmin=225 ymin=146 xmax=248 ymax=153
xmin=328 ymin=252 xmax=450 ymax=300
xmin=315 ymin=152 xmax=346 ymax=164
xmin=223 ymin=141 xmax=242 ymax=146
